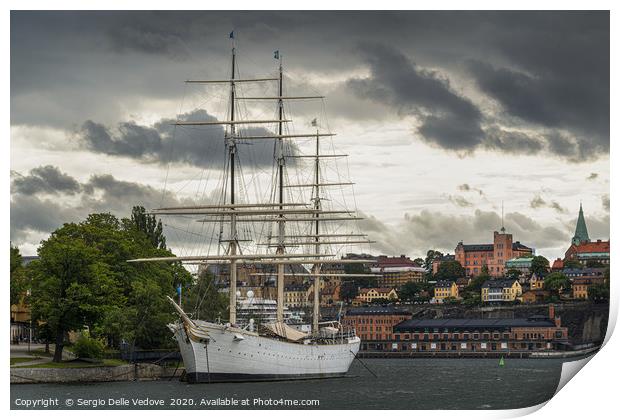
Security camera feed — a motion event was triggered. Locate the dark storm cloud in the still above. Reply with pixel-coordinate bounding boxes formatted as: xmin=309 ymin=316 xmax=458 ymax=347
xmin=11 ymin=165 xmax=82 ymax=195
xmin=348 ymin=43 xmax=484 ymax=151
xmin=10 ymin=169 xmax=200 ymax=243
xmin=78 ymin=109 xmax=287 ymax=168
xmin=11 ymin=11 xmax=609 ymax=161
xmin=10 ymin=194 xmax=83 ymax=243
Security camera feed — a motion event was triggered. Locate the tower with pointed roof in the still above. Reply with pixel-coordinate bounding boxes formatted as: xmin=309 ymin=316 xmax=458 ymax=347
xmin=571 ymin=203 xmax=590 ymax=246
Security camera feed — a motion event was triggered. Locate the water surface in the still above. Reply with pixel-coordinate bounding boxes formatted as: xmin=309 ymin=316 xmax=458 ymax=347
xmin=11 ymin=358 xmax=566 ymax=410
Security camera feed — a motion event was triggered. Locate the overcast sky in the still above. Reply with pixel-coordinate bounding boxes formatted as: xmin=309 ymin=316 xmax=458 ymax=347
xmin=10 ymin=11 xmax=610 ymax=261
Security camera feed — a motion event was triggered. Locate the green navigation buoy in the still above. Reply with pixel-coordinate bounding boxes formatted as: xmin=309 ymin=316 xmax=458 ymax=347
xmin=499 ymin=356 xmax=505 ymax=367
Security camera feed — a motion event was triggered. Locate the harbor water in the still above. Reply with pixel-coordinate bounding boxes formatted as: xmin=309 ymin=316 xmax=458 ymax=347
xmin=11 ymin=358 xmax=567 ymax=410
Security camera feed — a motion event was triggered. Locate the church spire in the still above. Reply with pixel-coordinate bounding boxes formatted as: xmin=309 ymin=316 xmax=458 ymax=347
xmin=572 ymin=203 xmax=590 ymax=245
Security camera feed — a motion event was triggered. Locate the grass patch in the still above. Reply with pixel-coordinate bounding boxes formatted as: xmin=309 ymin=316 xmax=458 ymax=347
xmin=10 ymin=357 xmax=41 ymax=365
xmin=13 ymin=358 xmax=129 ymax=369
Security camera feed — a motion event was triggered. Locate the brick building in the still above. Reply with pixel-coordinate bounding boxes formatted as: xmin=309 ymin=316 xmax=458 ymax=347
xmin=455 ymin=230 xmax=533 ymax=277
xmin=342 ymin=306 xmax=412 ymax=343
xmin=390 ymin=305 xmax=568 ymax=353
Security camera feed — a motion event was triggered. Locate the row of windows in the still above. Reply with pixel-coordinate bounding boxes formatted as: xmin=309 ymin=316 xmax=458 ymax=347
xmin=395 ymin=332 xmax=512 ymax=340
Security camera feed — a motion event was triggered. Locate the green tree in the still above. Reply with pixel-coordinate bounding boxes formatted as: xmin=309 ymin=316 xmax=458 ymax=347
xmin=399 ymin=281 xmax=422 ymax=302
xmin=585 ymin=260 xmax=605 ymax=268
xmin=588 ymin=282 xmax=610 ymax=303
xmin=184 ymin=270 xmax=229 ymax=321
xmin=461 ymin=291 xmax=481 ymax=307
xmin=10 ymin=245 xmax=28 ymax=306
xmin=29 ymin=212 xmax=194 ymax=358
xmin=443 ymin=297 xmax=460 ymax=305
xmin=128 ymin=206 xmax=167 ymax=250
xmin=413 ymin=258 xmax=425 ymax=267
xmin=543 ymin=272 xmax=570 ymax=295
xmin=531 ymin=256 xmax=550 ymax=277
xmin=505 ymin=269 xmax=522 ymax=280
xmin=424 ymin=250 xmax=444 ymax=271
xmin=434 ymin=261 xmax=465 ymax=281
xmin=29 ymin=234 xmax=118 ymax=362
xmin=466 ymin=268 xmax=490 ymax=293
xmin=339 ymin=281 xmax=358 ymax=302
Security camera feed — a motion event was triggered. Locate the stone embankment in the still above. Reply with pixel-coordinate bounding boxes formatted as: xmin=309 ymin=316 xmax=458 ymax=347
xmin=11 ymin=363 xmax=183 ymax=384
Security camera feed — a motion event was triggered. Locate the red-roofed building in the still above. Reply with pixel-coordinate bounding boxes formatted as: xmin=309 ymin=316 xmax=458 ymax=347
xmin=372 ymin=255 xmax=425 ymax=288
xmin=565 ymin=240 xmax=610 ymax=266
xmin=551 ymin=258 xmax=564 ymax=272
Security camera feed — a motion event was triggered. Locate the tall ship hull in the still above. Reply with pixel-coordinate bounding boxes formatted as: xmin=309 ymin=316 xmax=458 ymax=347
xmin=170 ymin=320 xmax=360 ymax=383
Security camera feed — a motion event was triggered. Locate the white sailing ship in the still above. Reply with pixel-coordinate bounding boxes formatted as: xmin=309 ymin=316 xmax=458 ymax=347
xmin=129 ymin=35 xmax=377 ymax=382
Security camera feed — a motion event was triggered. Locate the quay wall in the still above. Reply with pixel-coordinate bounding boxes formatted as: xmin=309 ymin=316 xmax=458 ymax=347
xmin=10 ymin=363 xmax=183 ymax=384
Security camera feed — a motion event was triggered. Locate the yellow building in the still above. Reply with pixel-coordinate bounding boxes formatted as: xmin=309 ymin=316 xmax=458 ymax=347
xmin=284 ymin=284 xmax=310 ymax=308
xmin=355 ymin=287 xmax=399 ymax=303
xmin=433 ymin=280 xmax=459 ymax=303
xmin=481 ymin=279 xmax=522 ymax=303
xmin=529 ymin=273 xmax=546 ymax=290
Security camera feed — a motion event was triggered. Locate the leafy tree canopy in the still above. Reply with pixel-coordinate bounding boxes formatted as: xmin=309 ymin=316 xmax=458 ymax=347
xmin=531 ymin=256 xmax=550 ymax=277
xmin=28 ymin=211 xmax=193 ymax=361
xmin=543 ymin=272 xmax=570 ymax=293
xmin=434 ymin=260 xmax=465 ymax=281
xmin=10 ymin=245 xmax=28 ymax=306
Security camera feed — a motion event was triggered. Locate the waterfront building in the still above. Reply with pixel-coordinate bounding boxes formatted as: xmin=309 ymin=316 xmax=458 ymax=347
xmin=455 ymin=230 xmax=533 ymax=277
xmin=505 ymin=257 xmax=534 ymax=274
xmin=481 ymin=278 xmax=522 ymax=304
xmin=283 ymin=284 xmax=310 ymax=308
xmin=390 ymin=305 xmax=568 ymax=353
xmin=342 ymin=306 xmax=412 ymax=342
xmin=354 ymin=287 xmax=399 ymax=304
xmin=434 ymin=280 xmax=459 ymax=303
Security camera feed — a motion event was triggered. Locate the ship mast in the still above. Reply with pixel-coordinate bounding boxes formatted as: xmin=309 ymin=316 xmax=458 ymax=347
xmin=228 ymin=41 xmax=238 ymax=325
xmin=128 ymin=37 xmax=379 ymax=334
xmin=276 ymin=55 xmax=285 ymax=322
xmin=312 ymin=127 xmax=321 ymax=334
